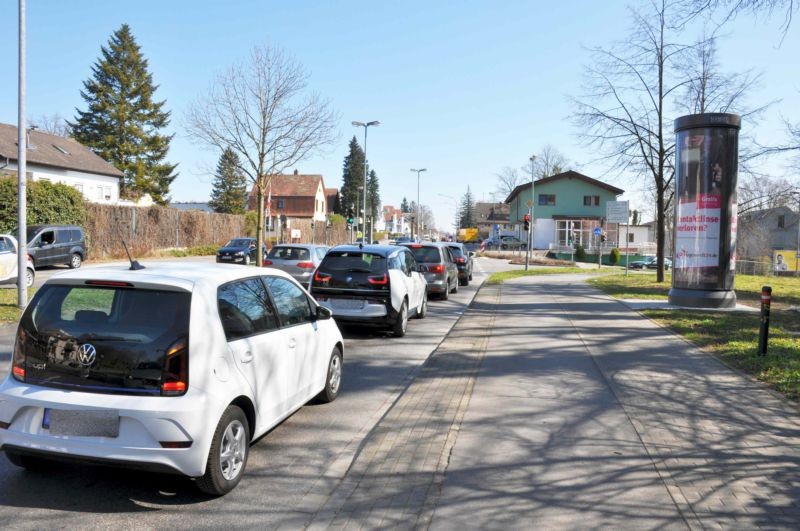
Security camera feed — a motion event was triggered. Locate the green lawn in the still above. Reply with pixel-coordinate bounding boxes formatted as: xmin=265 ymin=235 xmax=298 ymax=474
xmin=487 ymin=267 xmax=609 ymax=285
xmin=0 ymin=288 xmax=33 ymax=322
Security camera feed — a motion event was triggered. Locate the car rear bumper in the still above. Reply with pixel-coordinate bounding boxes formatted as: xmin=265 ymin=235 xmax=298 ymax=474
xmin=0 ymin=378 xmax=215 ymax=477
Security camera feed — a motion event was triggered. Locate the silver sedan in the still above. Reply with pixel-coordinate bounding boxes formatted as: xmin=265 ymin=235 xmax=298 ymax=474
xmin=264 ymin=244 xmax=329 ymax=288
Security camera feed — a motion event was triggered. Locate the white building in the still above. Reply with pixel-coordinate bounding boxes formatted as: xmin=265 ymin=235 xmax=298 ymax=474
xmin=0 ymin=123 xmax=123 ymax=204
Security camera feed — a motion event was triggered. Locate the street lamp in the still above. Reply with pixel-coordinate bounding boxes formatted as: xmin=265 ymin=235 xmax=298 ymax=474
xmin=526 ymin=154 xmax=536 ymax=271
xmin=352 ymin=120 xmax=380 ymax=244
xmin=410 ymin=168 xmax=427 ymax=240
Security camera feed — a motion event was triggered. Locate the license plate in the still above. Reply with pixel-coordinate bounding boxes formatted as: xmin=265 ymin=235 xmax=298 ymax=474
xmin=331 ymin=298 xmax=365 ymax=310
xmin=220 ymin=256 xmax=232 ymax=260
xmin=43 ymin=408 xmax=120 ymax=437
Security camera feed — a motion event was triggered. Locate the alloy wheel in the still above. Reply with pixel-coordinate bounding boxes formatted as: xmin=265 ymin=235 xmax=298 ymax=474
xmin=219 ymin=419 xmax=247 ymax=481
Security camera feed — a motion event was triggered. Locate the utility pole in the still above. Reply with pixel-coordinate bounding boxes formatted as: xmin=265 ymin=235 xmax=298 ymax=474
xmin=525 ymin=154 xmax=536 ymax=271
xmin=17 ymin=0 xmax=28 ymax=309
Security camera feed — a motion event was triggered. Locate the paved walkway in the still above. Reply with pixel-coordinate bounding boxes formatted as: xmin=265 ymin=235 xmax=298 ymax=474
xmin=297 ymin=274 xmax=800 ymax=529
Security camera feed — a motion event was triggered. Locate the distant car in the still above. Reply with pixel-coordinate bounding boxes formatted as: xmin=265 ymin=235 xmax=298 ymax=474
xmin=401 ymin=242 xmax=459 ymax=299
xmin=263 ymin=244 xmax=329 ymax=288
xmin=0 ymin=234 xmax=35 ymax=288
xmin=629 ymin=256 xmax=672 ymax=270
xmin=25 ymin=224 xmax=87 ymax=269
xmin=216 ymin=238 xmax=265 ymax=265
xmin=310 ymin=244 xmax=427 ymax=336
xmin=0 ymin=262 xmax=344 ymax=496
xmin=443 ymin=242 xmax=474 ymax=286
xmin=498 ymin=236 xmax=527 ymax=250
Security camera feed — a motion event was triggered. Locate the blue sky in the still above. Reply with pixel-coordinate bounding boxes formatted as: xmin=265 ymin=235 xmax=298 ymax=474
xmin=1 ymin=0 xmax=798 ymax=229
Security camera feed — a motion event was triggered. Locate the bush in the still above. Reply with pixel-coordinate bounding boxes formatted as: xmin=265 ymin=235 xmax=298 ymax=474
xmin=575 ymin=244 xmax=586 ymax=261
xmin=610 ymin=247 xmax=621 ymax=265
xmin=0 ymin=176 xmax=87 ymax=233
xmin=166 ymin=244 xmax=219 ymax=257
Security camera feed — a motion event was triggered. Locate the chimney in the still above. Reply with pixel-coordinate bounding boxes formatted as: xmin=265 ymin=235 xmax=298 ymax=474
xmin=293 ymin=169 xmax=299 ymax=175
xmin=27 ymin=125 xmax=38 ymax=150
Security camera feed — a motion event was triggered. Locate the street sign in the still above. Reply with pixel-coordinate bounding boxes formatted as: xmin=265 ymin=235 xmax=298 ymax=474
xmin=526 ymin=199 xmax=533 ymax=208
xmin=606 ymin=200 xmax=629 ymax=224
xmin=593 ymin=227 xmax=602 ymax=236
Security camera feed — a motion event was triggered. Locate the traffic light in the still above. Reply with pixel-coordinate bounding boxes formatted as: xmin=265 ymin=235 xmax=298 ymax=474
xmin=600 ymin=233 xmax=607 ymax=243
xmin=524 ymin=219 xmax=530 ymax=231
xmin=346 ymin=208 xmax=354 ymax=226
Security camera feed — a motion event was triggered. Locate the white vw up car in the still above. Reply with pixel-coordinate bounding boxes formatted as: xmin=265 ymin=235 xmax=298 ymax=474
xmin=0 ymin=262 xmax=344 ymax=495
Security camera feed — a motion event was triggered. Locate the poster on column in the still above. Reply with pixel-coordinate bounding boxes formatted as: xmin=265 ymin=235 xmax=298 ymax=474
xmin=673 ymin=125 xmax=738 ymax=289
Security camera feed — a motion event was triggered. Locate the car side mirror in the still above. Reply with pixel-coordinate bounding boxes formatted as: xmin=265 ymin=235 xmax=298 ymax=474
xmin=316 ymin=306 xmax=332 ymax=320
xmin=469 ymin=252 xmax=475 ymax=257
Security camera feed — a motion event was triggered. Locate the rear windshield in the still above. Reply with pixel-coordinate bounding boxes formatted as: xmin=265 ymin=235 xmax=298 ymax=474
xmin=268 ymin=247 xmax=311 ymax=260
xmin=446 ymin=246 xmax=465 ymax=258
xmin=18 ymin=284 xmax=191 ymax=395
xmin=225 ymin=239 xmax=253 ymax=247
xmin=320 ymin=252 xmax=386 ymax=273
xmin=407 ymin=246 xmax=441 ymax=263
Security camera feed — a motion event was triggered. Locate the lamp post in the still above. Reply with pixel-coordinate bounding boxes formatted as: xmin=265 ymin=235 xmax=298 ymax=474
xmin=410 ymin=168 xmax=427 ymax=240
xmin=352 ymin=120 xmax=380 ymax=244
xmin=17 ymin=0 xmax=28 ymax=309
xmin=526 ymin=154 xmax=536 ymax=271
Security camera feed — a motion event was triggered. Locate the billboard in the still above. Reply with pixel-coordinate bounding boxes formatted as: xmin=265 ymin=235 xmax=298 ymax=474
xmin=672 ymin=115 xmax=739 ymax=292
xmin=774 ymin=250 xmax=799 ymax=273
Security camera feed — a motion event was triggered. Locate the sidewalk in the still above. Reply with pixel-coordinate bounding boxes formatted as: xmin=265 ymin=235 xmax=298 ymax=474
xmin=297 ymin=274 xmax=800 ymax=530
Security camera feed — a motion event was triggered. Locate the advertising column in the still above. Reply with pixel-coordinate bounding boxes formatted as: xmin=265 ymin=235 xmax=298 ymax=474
xmin=669 ymin=113 xmax=740 ymax=308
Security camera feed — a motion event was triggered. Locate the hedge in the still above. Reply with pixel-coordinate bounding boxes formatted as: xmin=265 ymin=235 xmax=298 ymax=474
xmin=0 ymin=176 xmax=87 ymax=234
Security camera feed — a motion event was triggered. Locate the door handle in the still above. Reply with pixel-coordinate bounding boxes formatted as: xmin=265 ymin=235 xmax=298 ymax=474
xmin=240 ymin=351 xmax=253 ymax=363
xmin=288 ymin=338 xmax=297 ymax=349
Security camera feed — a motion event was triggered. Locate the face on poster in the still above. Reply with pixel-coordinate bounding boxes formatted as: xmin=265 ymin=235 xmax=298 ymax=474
xmin=773 ymin=251 xmax=798 ymax=272
xmin=673 ymin=126 xmax=737 ymax=288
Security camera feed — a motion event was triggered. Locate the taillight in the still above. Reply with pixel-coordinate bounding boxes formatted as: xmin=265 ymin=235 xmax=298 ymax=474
xmin=162 ymin=337 xmax=188 ymax=396
xmin=367 ymin=273 xmax=389 ymax=287
xmin=263 ymin=259 xmax=273 ymax=266
xmin=429 ymin=264 xmax=445 ymax=274
xmin=314 ymin=271 xmax=331 ymax=285
xmin=11 ymin=328 xmax=25 ymax=382
xmin=455 ymin=257 xmax=466 ymax=264
xmin=296 ymin=262 xmax=315 ymax=269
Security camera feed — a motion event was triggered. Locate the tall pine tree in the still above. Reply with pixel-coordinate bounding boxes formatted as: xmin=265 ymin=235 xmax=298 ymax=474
xmin=459 ymin=186 xmax=476 ymax=228
xmin=340 ymin=136 xmax=365 ymax=216
xmin=367 ymin=169 xmax=380 ymax=227
xmin=400 ymin=197 xmax=410 ymax=213
xmin=208 ymin=148 xmax=247 ymax=214
xmin=71 ymin=24 xmax=177 ymax=204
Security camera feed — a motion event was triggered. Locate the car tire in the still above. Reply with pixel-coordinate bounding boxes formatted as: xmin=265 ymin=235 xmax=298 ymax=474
xmin=69 ymin=253 xmax=82 ymax=269
xmin=5 ymin=452 xmax=49 ymax=472
xmin=392 ymin=300 xmax=408 ymax=337
xmin=316 ymin=347 xmax=343 ymax=403
xmin=459 ymin=277 xmax=467 ymax=286
xmin=450 ymin=277 xmax=458 ymax=294
xmin=440 ymin=286 xmax=449 ymax=301
xmin=25 ymin=268 xmax=34 ymax=288
xmin=196 ymin=406 xmax=250 ymax=496
xmin=468 ymin=270 xmax=473 ymax=281
xmin=415 ymin=294 xmax=427 ymax=319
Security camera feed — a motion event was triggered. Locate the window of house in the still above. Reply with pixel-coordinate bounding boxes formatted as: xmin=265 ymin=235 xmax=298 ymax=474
xmin=277 ymin=198 xmax=285 ymax=209
xmin=73 ymin=183 xmax=84 ymax=193
xmin=583 ymin=195 xmax=600 ymax=206
xmin=778 ymin=215 xmax=785 ymax=228
xmin=538 ymin=194 xmax=556 ymax=206
xmin=628 ymin=233 xmax=635 ymax=243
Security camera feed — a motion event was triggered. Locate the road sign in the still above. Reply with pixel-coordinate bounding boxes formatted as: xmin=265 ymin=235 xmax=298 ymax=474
xmin=593 ymin=227 xmax=602 ymax=236
xmin=526 ymin=199 xmax=533 ymax=208
xmin=606 ymin=200 xmax=629 ymax=224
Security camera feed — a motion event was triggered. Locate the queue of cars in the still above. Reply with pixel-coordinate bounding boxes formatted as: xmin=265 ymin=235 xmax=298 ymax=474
xmin=0 ymin=239 xmax=473 ymax=496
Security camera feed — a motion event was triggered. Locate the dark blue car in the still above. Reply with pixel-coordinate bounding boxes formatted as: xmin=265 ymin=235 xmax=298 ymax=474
xmin=216 ymin=237 xmax=265 ymax=265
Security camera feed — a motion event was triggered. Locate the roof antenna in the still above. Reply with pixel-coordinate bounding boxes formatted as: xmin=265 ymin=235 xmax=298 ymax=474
xmin=121 ymin=240 xmax=145 ymax=270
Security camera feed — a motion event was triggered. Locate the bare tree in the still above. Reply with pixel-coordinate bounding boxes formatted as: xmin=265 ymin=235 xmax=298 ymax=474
xmin=738 ymin=174 xmax=797 ymax=213
xmin=30 ymin=113 xmax=71 ymax=137
xmin=185 ymin=45 xmax=338 ymax=265
xmin=573 ymin=0 xmax=688 ymax=282
xmin=532 ymin=144 xmax=570 ymax=178
xmin=495 ymin=167 xmax=523 ymax=200
xmin=685 ymin=0 xmax=797 ymax=33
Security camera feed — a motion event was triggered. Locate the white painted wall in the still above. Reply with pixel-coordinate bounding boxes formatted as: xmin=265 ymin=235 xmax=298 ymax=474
xmin=4 ymin=161 xmax=120 ymax=204
xmin=531 ymin=218 xmax=555 ymax=249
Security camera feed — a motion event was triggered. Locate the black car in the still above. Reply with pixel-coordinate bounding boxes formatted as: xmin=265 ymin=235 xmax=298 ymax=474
xmin=25 ymin=225 xmax=87 ymax=269
xmin=216 ymin=237 xmax=265 ymax=265
xmin=444 ymin=242 xmax=474 ymax=286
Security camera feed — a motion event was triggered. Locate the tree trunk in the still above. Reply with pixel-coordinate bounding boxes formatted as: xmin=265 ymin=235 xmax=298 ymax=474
xmin=256 ymin=184 xmax=265 ymax=267
xmin=656 ymin=186 xmax=666 ymax=283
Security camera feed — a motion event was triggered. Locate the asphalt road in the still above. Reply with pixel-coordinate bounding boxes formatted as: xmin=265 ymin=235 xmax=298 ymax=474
xmin=0 ymin=257 xmax=518 ymax=529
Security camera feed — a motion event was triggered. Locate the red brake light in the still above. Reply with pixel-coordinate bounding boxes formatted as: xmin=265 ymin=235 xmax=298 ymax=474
xmin=263 ymin=259 xmax=273 ymax=266
xmin=429 ymin=264 xmax=445 ymax=274
xmin=12 ymin=328 xmax=25 ymax=382
xmin=296 ymin=262 xmax=315 ymax=269
xmin=314 ymin=271 xmax=331 ymax=284
xmin=85 ymin=280 xmax=134 ymax=287
xmin=367 ymin=273 xmax=389 ymax=286
xmin=12 ymin=366 xmax=25 ymax=380
xmin=410 ymin=244 xmax=423 ymax=248
xmin=456 ymin=257 xmax=466 ymax=264
xmin=162 ymin=381 xmax=186 ymax=394
xmin=162 ymin=338 xmax=188 ymax=396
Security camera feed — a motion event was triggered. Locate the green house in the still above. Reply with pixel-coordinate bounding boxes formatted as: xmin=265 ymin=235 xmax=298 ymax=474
xmin=505 ymin=171 xmax=625 ymax=249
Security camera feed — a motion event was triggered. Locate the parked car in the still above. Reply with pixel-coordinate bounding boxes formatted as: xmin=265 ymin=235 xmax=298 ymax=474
xmin=25 ymin=225 xmax=86 ymax=269
xmin=0 ymin=235 xmax=35 ymax=288
xmin=498 ymin=236 xmax=527 ymax=250
xmin=630 ymin=256 xmax=672 ymax=270
xmin=263 ymin=244 xmax=329 ymax=288
xmin=401 ymin=242 xmax=459 ymax=300
xmin=443 ymin=242 xmax=474 ymax=286
xmin=0 ymin=262 xmax=343 ymax=496
xmin=310 ymin=244 xmax=427 ymax=336
xmin=216 ymin=237 xmax=265 ymax=265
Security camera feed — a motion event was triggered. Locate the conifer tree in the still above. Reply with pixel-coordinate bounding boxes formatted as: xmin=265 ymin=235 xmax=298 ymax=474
xmin=367 ymin=169 xmax=380 ymax=226
xmin=208 ymin=148 xmax=247 ymax=214
xmin=71 ymin=24 xmax=177 ymax=204
xmin=401 ymin=197 xmax=410 ymax=213
xmin=459 ymin=187 xmax=476 ymax=228
xmin=340 ymin=136 xmax=366 ymax=215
